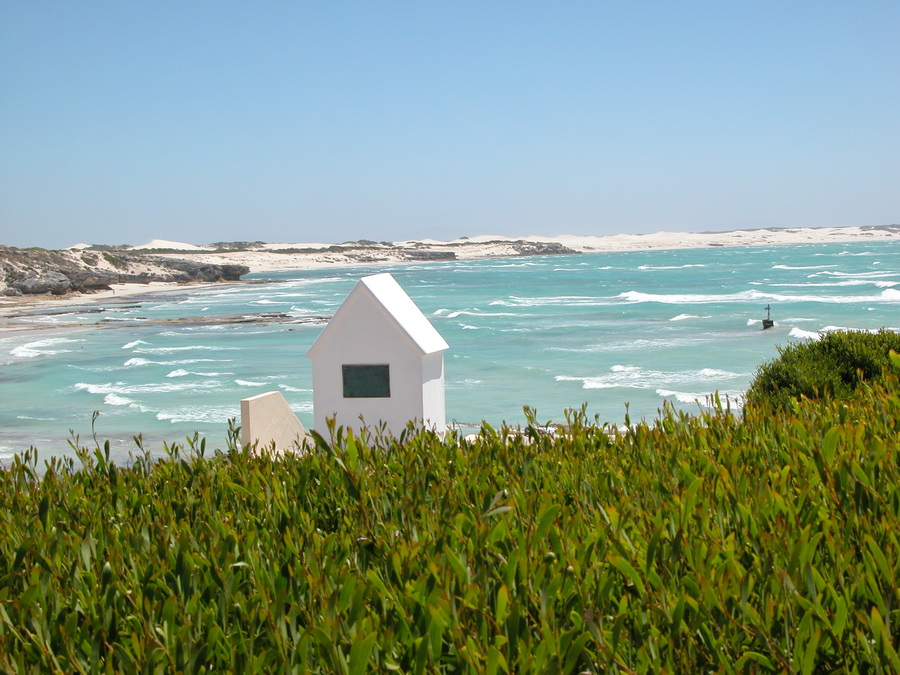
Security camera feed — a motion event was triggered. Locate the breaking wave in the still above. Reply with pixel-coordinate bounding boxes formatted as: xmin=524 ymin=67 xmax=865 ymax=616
xmin=555 ymin=365 xmax=745 ymax=391
xmin=11 ymin=337 xmax=83 ymax=359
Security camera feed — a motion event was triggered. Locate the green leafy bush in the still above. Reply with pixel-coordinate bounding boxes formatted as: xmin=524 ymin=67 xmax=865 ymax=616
xmin=1 ymin=380 xmax=900 ymax=672
xmin=745 ymin=329 xmax=900 ymax=410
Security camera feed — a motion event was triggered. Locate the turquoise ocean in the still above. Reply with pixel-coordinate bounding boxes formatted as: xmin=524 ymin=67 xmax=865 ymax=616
xmin=2 ymin=241 xmax=898 ymax=464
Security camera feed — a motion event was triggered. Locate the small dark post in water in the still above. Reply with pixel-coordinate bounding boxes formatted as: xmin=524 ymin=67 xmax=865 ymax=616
xmin=762 ymin=304 xmax=774 ymax=330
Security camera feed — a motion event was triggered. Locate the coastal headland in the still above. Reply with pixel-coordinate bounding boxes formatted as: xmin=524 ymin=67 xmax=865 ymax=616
xmin=2 ymin=225 xmax=898 ymax=325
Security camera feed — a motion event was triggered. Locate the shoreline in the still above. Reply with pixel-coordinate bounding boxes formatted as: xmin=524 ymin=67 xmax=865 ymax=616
xmin=2 ymin=225 xmax=897 ymax=332
xmin=145 ymin=225 xmax=900 ymax=274
xmin=0 ymin=282 xmax=232 ymax=334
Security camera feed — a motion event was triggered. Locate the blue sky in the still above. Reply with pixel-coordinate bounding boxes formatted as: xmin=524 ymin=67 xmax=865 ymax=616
xmin=1 ymin=2 xmax=897 ymax=248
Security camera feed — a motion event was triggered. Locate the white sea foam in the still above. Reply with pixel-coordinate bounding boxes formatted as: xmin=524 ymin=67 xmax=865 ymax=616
xmin=11 ymin=337 xmax=83 ymax=358
xmin=490 ymin=295 xmax=606 ymax=307
xmin=161 ymin=368 xmax=232 ymax=379
xmin=767 ymin=280 xmax=884 ymax=288
xmin=75 ymin=381 xmax=220 ymax=395
xmin=447 ymin=310 xmax=519 ymax=318
xmin=670 ymin=313 xmax=703 ymax=321
xmin=156 ymin=405 xmax=239 ymax=424
xmin=447 ymin=378 xmax=484 ymax=389
xmin=619 ymin=288 xmax=900 ymax=305
xmin=278 ymin=385 xmax=309 ymax=393
xmin=655 ymin=389 xmax=706 ymax=404
xmin=235 ymin=379 xmax=266 ymax=387
xmin=124 ymin=357 xmax=227 ymax=367
xmin=820 ymin=325 xmax=880 ymax=334
xmin=123 ymin=358 xmax=150 ymax=366
xmin=772 ymin=264 xmax=829 ymax=270
xmin=638 ymin=264 xmax=706 ymax=270
xmin=618 ymin=290 xmax=765 ymax=304
xmin=811 ymin=270 xmax=898 ymax=279
xmin=656 ymin=389 xmax=744 ymax=408
xmin=546 ymin=336 xmax=716 ymax=354
xmin=556 ymin=365 xmax=744 ymax=390
xmin=133 ymin=345 xmax=239 ymax=354
xmin=104 ymin=393 xmax=134 ymax=406
xmin=122 ymin=340 xmax=149 ymax=349
xmin=460 ymin=324 xmax=479 ymax=330
xmin=789 ymin=327 xmax=821 ymax=340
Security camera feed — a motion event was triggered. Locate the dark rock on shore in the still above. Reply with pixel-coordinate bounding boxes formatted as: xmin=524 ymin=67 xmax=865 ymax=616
xmin=0 ymin=245 xmax=249 ymax=296
xmin=402 ymin=250 xmax=457 ymax=261
xmin=511 ymin=241 xmax=579 ymax=256
xmin=159 ymin=260 xmax=250 ymax=282
xmin=12 ymin=271 xmax=74 ymax=295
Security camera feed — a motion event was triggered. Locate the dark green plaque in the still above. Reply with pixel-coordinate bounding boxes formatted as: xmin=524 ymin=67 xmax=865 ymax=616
xmin=342 ymin=364 xmax=391 ymax=398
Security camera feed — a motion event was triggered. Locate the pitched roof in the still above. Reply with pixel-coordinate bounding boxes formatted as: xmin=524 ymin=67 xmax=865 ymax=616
xmin=306 ymin=273 xmax=449 ymax=357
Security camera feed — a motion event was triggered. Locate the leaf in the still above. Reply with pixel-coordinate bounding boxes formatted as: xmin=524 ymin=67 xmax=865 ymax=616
xmin=80 ymin=535 xmax=93 ymax=569
xmin=801 ymin=629 xmax=821 ymax=675
xmin=225 ymin=481 xmax=254 ymax=499
xmin=864 ymin=535 xmax=893 ymax=585
xmin=562 ymin=632 xmax=592 ymax=674
xmin=738 ymin=651 xmax=776 ymax=669
xmin=608 ymin=555 xmax=645 ymax=596
xmin=486 ymin=645 xmax=508 ymax=675
xmin=444 ymin=547 xmax=469 ymax=584
xmin=533 ymin=504 xmax=561 ymax=545
xmin=889 ymin=349 xmax=900 ymax=371
xmin=482 ymin=505 xmax=514 ymax=519
xmin=495 ymin=585 xmax=509 ymax=625
xmin=822 ymin=426 xmax=840 ymax=465
xmin=348 ymin=631 xmax=377 ymax=675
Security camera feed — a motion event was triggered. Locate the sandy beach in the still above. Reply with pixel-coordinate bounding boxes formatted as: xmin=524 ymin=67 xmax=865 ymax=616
xmin=2 ymin=225 xmax=897 ymax=331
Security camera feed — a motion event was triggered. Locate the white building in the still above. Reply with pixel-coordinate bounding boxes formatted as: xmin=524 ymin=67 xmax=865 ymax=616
xmin=306 ymin=273 xmax=449 ymax=436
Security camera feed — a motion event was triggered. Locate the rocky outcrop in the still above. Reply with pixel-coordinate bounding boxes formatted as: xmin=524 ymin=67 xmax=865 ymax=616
xmin=401 ymin=250 xmax=457 ymax=261
xmin=511 ymin=241 xmax=579 ymax=256
xmin=0 ymin=245 xmax=249 ymax=296
xmin=158 ymin=260 xmax=250 ymax=282
xmin=12 ymin=271 xmax=74 ymax=295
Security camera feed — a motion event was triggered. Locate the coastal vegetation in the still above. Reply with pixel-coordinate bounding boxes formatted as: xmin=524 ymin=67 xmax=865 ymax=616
xmin=1 ymin=353 xmax=899 ymax=672
xmin=0 ymin=239 xmax=580 ymax=298
xmin=0 ymin=245 xmax=248 ymax=297
xmin=745 ymin=329 xmax=900 ymax=411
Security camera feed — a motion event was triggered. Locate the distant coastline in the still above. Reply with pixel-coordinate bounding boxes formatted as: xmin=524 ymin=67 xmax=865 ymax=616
xmin=136 ymin=224 xmax=900 ymax=274
xmin=2 ymin=225 xmax=898 ymax=327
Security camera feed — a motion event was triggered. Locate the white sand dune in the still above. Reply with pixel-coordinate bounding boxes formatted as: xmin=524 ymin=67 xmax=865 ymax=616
xmin=169 ymin=225 xmax=899 ymax=273
xmin=129 ymin=239 xmax=211 ymax=251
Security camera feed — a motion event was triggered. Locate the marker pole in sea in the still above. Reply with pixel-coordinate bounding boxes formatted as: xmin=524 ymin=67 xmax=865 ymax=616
xmin=762 ymin=304 xmax=774 ymax=330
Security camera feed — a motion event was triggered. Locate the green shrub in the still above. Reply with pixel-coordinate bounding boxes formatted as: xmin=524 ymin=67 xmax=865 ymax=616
xmin=101 ymin=251 xmax=131 ymax=270
xmin=2 ymin=382 xmax=900 ymax=672
xmin=745 ymin=329 xmax=900 ymax=410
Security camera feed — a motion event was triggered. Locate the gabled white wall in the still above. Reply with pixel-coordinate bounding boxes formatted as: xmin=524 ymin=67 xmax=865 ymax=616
xmin=421 ymin=352 xmax=446 ymax=430
xmin=307 ymin=273 xmax=448 ymax=437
